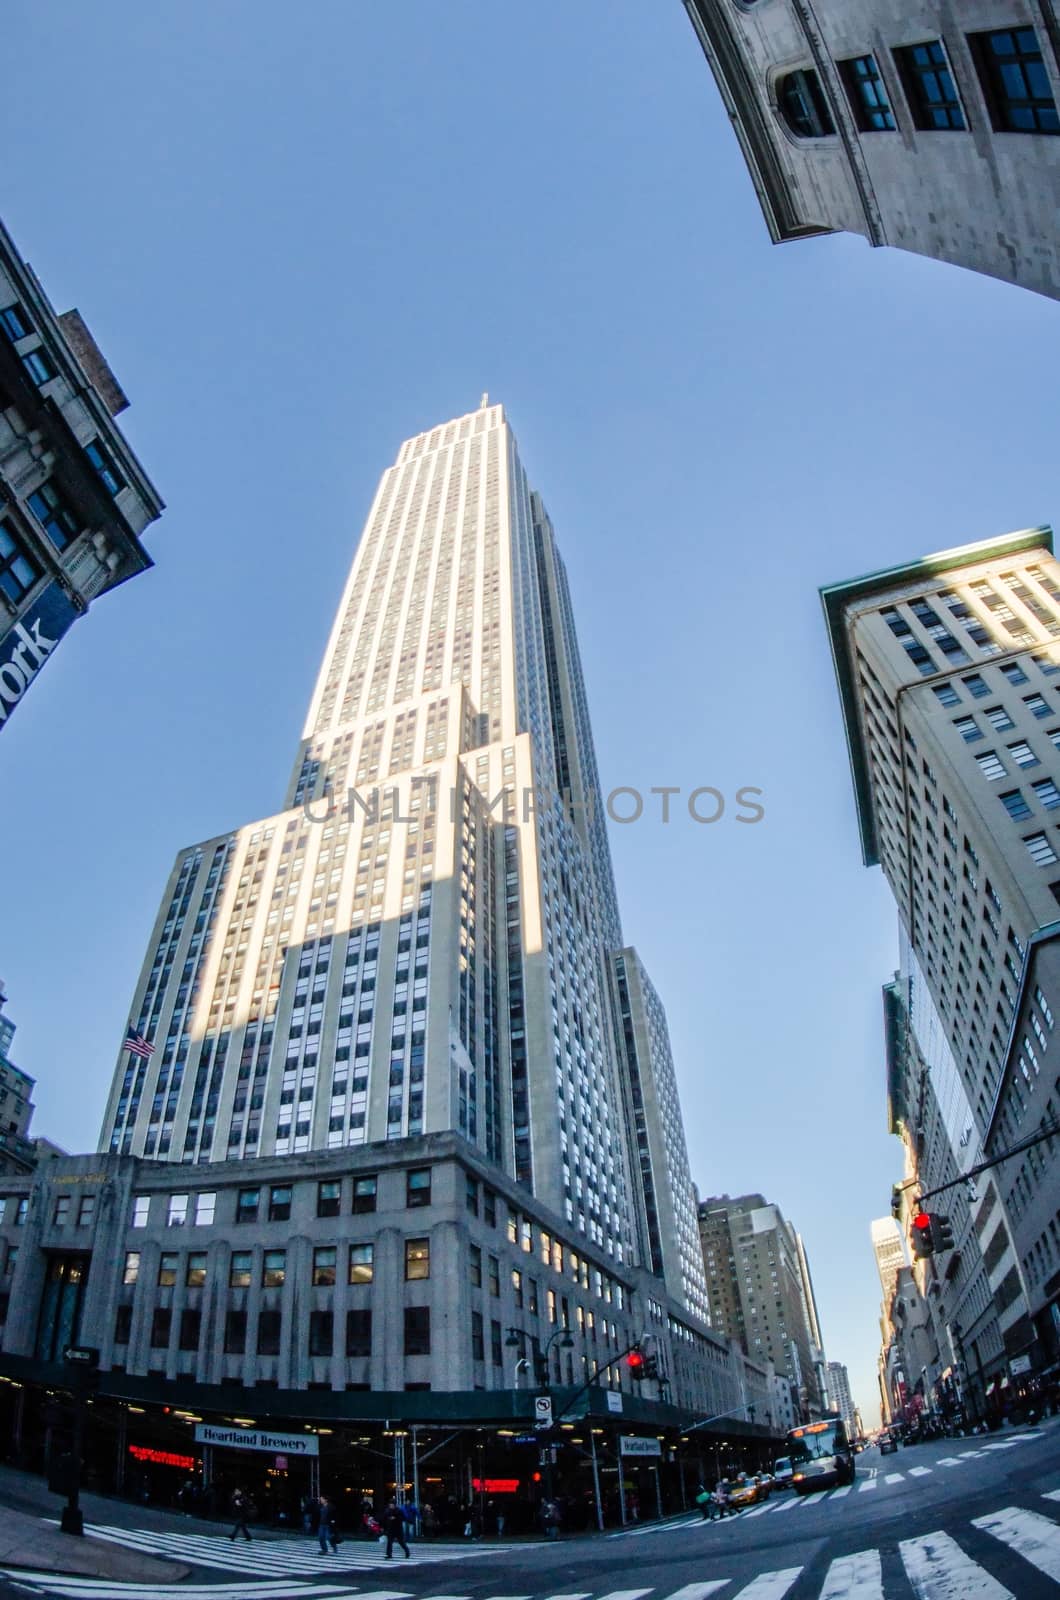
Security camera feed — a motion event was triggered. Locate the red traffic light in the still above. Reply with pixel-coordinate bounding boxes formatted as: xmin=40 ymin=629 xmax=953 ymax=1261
xmin=627 ymin=1348 xmax=645 ymax=1370
xmin=913 ymin=1213 xmax=931 ymax=1230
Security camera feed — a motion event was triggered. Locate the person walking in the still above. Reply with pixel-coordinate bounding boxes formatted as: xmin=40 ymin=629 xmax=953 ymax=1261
xmin=229 ymin=1487 xmax=253 ymax=1542
xmin=695 ymin=1482 xmax=712 ymax=1520
xmin=383 ymin=1499 xmax=411 ymax=1559
xmin=317 ymin=1494 xmax=339 ymax=1553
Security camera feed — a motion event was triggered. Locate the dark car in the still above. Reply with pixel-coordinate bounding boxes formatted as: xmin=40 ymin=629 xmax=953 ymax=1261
xmin=879 ymin=1432 xmax=898 ymax=1455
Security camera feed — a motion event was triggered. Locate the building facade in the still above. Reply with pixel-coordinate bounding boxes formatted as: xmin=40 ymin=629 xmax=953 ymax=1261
xmin=697 ymin=1193 xmax=827 ymax=1417
xmin=681 ymin=1 xmax=1060 ymax=300
xmin=826 ymin=1359 xmax=856 ymax=1436
xmin=823 ymin=527 xmax=1060 ymax=1400
xmin=0 ymin=217 xmax=163 ymax=731
xmin=76 ymin=400 xmax=715 ymax=1403
xmin=0 ymin=984 xmax=37 ymax=1176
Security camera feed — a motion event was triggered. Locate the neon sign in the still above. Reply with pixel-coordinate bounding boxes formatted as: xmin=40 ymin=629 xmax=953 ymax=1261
xmin=128 ymin=1445 xmax=196 ymax=1470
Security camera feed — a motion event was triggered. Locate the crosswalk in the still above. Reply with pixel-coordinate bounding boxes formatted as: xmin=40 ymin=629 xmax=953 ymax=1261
xmin=9 ymin=1497 xmax=1060 ymax=1599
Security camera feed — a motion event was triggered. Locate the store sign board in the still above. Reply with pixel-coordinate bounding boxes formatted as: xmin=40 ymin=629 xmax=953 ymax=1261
xmin=195 ymin=1424 xmax=319 ymax=1457
xmin=619 ymin=1435 xmax=662 ymax=1458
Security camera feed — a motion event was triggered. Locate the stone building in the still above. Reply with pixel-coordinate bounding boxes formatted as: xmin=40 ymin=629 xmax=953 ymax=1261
xmin=681 ymin=1 xmax=1060 ymax=299
xmin=0 ymin=216 xmax=163 ymax=732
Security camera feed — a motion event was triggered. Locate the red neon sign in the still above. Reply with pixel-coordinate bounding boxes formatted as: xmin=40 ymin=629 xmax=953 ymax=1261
xmin=128 ymin=1445 xmax=196 ymax=1470
xmin=471 ymin=1477 xmax=519 ymax=1494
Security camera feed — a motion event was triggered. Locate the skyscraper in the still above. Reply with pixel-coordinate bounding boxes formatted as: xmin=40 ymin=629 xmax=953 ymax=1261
xmin=823 ymin=528 xmax=1060 ymax=1396
xmin=826 ymin=1360 xmax=856 ymax=1437
xmin=100 ymin=399 xmax=704 ymax=1305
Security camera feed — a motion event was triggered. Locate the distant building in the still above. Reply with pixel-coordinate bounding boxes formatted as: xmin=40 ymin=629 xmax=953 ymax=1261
xmin=826 ymin=1359 xmax=856 ymax=1436
xmin=0 ymin=983 xmax=38 ymax=1175
xmin=871 ymin=1217 xmax=907 ymax=1320
xmin=698 ymin=1193 xmax=827 ymax=1418
xmin=681 ymin=1 xmax=1060 ymax=299
xmin=0 ymin=216 xmax=163 ymax=733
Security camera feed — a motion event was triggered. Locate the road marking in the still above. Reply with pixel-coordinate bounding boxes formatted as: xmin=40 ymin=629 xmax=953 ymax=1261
xmin=830 ymin=1485 xmax=853 ymax=1499
xmin=1043 ymin=1490 xmax=1060 ymax=1503
xmin=900 ymin=1529 xmax=1014 ymax=1598
xmin=730 ymin=1571 xmax=802 ymax=1600
xmin=858 ymin=1477 xmax=878 ymax=1492
xmin=974 ymin=1505 xmax=1060 ymax=1582
xmin=979 ymin=1441 xmax=1022 ymax=1451
xmin=885 ymin=1472 xmax=905 ymax=1484
xmin=662 ymin=1585 xmax=729 ymax=1600
xmin=819 ymin=1550 xmax=883 ymax=1600
xmin=909 ymin=1467 xmax=933 ymax=1477
xmin=937 ymin=1457 xmax=966 ymax=1467
xmin=957 ymin=1450 xmax=986 ymax=1459
xmin=740 ymin=1505 xmax=773 ymax=1519
xmin=593 ymin=1588 xmax=653 ymax=1600
xmin=0 ymin=1582 xmax=366 ymax=1600
xmin=768 ymin=1495 xmax=802 ymax=1511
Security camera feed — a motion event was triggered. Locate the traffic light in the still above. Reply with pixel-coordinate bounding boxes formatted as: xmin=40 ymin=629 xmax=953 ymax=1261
xmin=932 ymin=1214 xmax=956 ymax=1253
xmin=891 ymin=1185 xmax=903 ymax=1221
xmin=626 ymin=1346 xmax=645 ymax=1379
xmin=643 ymin=1355 xmax=659 ymax=1380
xmin=911 ymin=1212 xmax=935 ymax=1258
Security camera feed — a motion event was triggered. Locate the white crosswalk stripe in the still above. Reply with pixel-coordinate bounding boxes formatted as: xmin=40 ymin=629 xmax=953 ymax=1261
xmin=974 ymin=1504 xmax=1060 ymax=1582
xmin=936 ymin=1457 xmax=966 ymax=1467
xmin=730 ymin=1571 xmax=802 ymax=1599
xmin=885 ymin=1472 xmax=904 ymax=1484
xmin=1045 ymin=1489 xmax=1060 ymax=1503
xmin=858 ymin=1477 xmax=878 ymax=1492
xmin=829 ymin=1484 xmax=853 ymax=1500
xmin=818 ymin=1550 xmax=883 ymax=1600
xmin=660 ymin=1586 xmax=728 ymax=1600
xmin=908 ymin=1467 xmax=933 ymax=1477
xmin=0 ymin=1581 xmax=358 ymax=1600
xmin=900 ymin=1529 xmax=1014 ymax=1597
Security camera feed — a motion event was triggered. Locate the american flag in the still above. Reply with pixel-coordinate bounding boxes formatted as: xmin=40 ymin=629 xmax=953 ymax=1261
xmin=123 ymin=1025 xmax=155 ymax=1060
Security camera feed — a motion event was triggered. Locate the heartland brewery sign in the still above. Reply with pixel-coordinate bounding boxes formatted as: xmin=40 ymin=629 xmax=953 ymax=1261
xmin=0 ymin=583 xmax=79 ymax=731
xmin=195 ymin=1424 xmax=320 ymax=1457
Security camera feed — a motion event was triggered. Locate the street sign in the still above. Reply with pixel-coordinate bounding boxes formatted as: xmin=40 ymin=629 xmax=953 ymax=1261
xmin=534 ymin=1394 xmax=553 ymax=1429
xmin=62 ymin=1346 xmax=100 ymax=1368
xmin=1010 ymin=1353 xmax=1032 ymax=1376
xmin=619 ymin=1435 xmax=662 ymax=1457
xmin=606 ymin=1391 xmax=624 ymax=1414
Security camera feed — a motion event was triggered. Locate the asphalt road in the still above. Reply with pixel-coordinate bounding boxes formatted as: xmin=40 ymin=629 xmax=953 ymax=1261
xmin=3 ymin=1426 xmax=1060 ymax=1599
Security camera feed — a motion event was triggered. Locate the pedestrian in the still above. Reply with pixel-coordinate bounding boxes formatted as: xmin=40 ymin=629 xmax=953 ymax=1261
xmin=541 ymin=1498 xmax=561 ymax=1539
xmin=402 ymin=1498 xmax=419 ymax=1540
xmin=302 ymin=1493 xmax=318 ymax=1534
xmin=695 ymin=1482 xmax=712 ymax=1520
xmin=383 ymin=1499 xmax=411 ymax=1559
xmin=495 ymin=1504 xmax=506 ymax=1538
xmin=229 ymin=1487 xmax=253 ymax=1542
xmin=317 ymin=1493 xmax=339 ymax=1553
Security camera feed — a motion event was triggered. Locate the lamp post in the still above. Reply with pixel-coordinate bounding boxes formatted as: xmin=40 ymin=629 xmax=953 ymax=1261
xmin=505 ymin=1326 xmax=574 ymax=1511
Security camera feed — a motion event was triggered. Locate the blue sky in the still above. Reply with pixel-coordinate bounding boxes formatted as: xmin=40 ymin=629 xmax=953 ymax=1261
xmin=3 ymin=1 xmax=1059 ymax=1424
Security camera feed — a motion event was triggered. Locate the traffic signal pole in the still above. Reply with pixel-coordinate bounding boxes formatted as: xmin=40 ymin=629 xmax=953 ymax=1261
xmin=913 ymin=1118 xmax=1060 ymax=1208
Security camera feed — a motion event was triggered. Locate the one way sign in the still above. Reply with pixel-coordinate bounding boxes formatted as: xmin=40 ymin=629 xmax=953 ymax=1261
xmin=534 ymin=1394 xmax=553 ymax=1429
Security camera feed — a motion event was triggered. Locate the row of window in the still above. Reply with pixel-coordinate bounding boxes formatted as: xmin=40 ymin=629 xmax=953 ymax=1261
xmin=779 ymin=29 xmax=1057 ymax=141
xmin=125 ymin=1236 xmax=426 ymax=1289
xmin=116 ymin=1302 xmax=429 ymax=1358
xmin=128 ymin=1169 xmax=429 ymax=1230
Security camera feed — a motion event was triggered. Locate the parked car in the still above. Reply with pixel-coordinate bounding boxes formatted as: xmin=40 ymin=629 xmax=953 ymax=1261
xmin=772 ymin=1456 xmax=794 ymax=1488
xmin=879 ymin=1432 xmax=899 ymax=1455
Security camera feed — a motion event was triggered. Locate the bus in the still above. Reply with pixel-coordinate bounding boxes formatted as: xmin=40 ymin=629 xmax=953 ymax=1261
xmin=785 ymin=1418 xmax=855 ymax=1494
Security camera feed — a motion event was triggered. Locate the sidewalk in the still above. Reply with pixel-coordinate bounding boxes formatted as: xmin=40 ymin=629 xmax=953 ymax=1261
xmin=0 ymin=1500 xmax=189 ymax=1582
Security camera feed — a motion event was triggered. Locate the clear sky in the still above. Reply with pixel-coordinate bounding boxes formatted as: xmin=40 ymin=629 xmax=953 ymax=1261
xmin=3 ymin=1 xmax=1058 ymax=1426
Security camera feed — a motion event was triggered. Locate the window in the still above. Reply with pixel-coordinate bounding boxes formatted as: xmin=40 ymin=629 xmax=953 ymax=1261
xmin=346 ymin=1307 xmax=372 ymax=1357
xmin=77 ymin=1195 xmax=95 ymax=1227
xmin=317 ymin=1180 xmax=341 ymax=1218
xmin=405 ymin=1237 xmax=430 ymax=1280
xmin=933 ymin=683 xmax=961 ymax=708
xmin=349 ymin=1243 xmax=374 ymax=1284
xmin=985 ymin=705 xmax=1015 ymax=732
xmin=894 ymin=40 xmax=966 ymax=129
xmin=0 ymin=304 xmax=31 ymax=342
xmin=1024 ymin=832 xmax=1058 ymax=867
xmin=52 ymin=1196 xmax=70 ymax=1227
xmin=777 ymin=68 xmax=836 ymax=137
xmin=471 ymin=1310 xmax=484 ymax=1361
xmin=27 ymin=481 xmax=81 ymax=551
xmin=21 ymin=346 xmax=56 ymax=385
xmin=963 ymin=673 xmax=989 ymax=698
xmin=158 ymin=1252 xmax=179 ymax=1287
xmin=167 ymin=1194 xmax=188 ymax=1226
xmin=123 ymin=1251 xmax=140 ymax=1285
xmin=488 ymin=1254 xmax=500 ymax=1297
xmin=1025 ymin=694 xmax=1051 ymax=719
xmin=469 ymin=1244 xmax=482 ymax=1287
xmin=976 ymin=751 xmax=1007 ymax=781
xmin=404 ymin=1305 xmax=430 ymax=1355
xmin=229 ymin=1251 xmax=253 ymax=1289
xmin=236 ymin=1188 xmax=260 ymax=1223
xmin=1000 ymin=789 xmax=1032 ymax=820
xmin=84 ymin=439 xmax=125 ymax=496
xmin=309 ymin=1309 xmax=334 ymax=1356
xmin=840 ymin=55 xmax=897 ymax=130
xmin=466 ymin=1174 xmax=480 ymax=1215
xmin=194 ymin=1192 xmax=215 ymax=1226
xmin=483 ymin=1188 xmax=497 ymax=1227
xmin=257 ymin=1308 xmax=282 ymax=1356
xmin=0 ymin=521 xmax=42 ymax=605
xmin=14 ymin=1199 xmax=26 ymax=1227
xmin=313 ymin=1246 xmax=337 ymax=1286
xmin=114 ymin=1304 xmax=132 ymax=1344
xmin=352 ymin=1175 xmax=377 ymax=1214
xmin=1033 ymin=779 xmax=1060 ymax=810
xmin=953 ymin=715 xmax=982 ymax=743
xmin=491 ymin=1319 xmax=503 ymax=1366
xmin=186 ymin=1251 xmax=207 ymax=1288
xmin=1009 ymin=741 xmax=1039 ymax=768
xmin=406 ymin=1168 xmax=431 ymax=1208
xmin=262 ymin=1249 xmax=286 ymax=1288
xmin=179 ymin=1309 xmax=201 ymax=1352
xmin=268 ymin=1185 xmax=292 ymax=1222
xmin=224 ymin=1310 xmax=247 ymax=1353
xmin=131 ymin=1195 xmax=150 ymax=1228
xmin=150 ymin=1308 xmax=172 ymax=1349
xmin=970 ymin=29 xmax=1059 ymax=134
xmin=1001 ymin=661 xmax=1030 ymax=686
